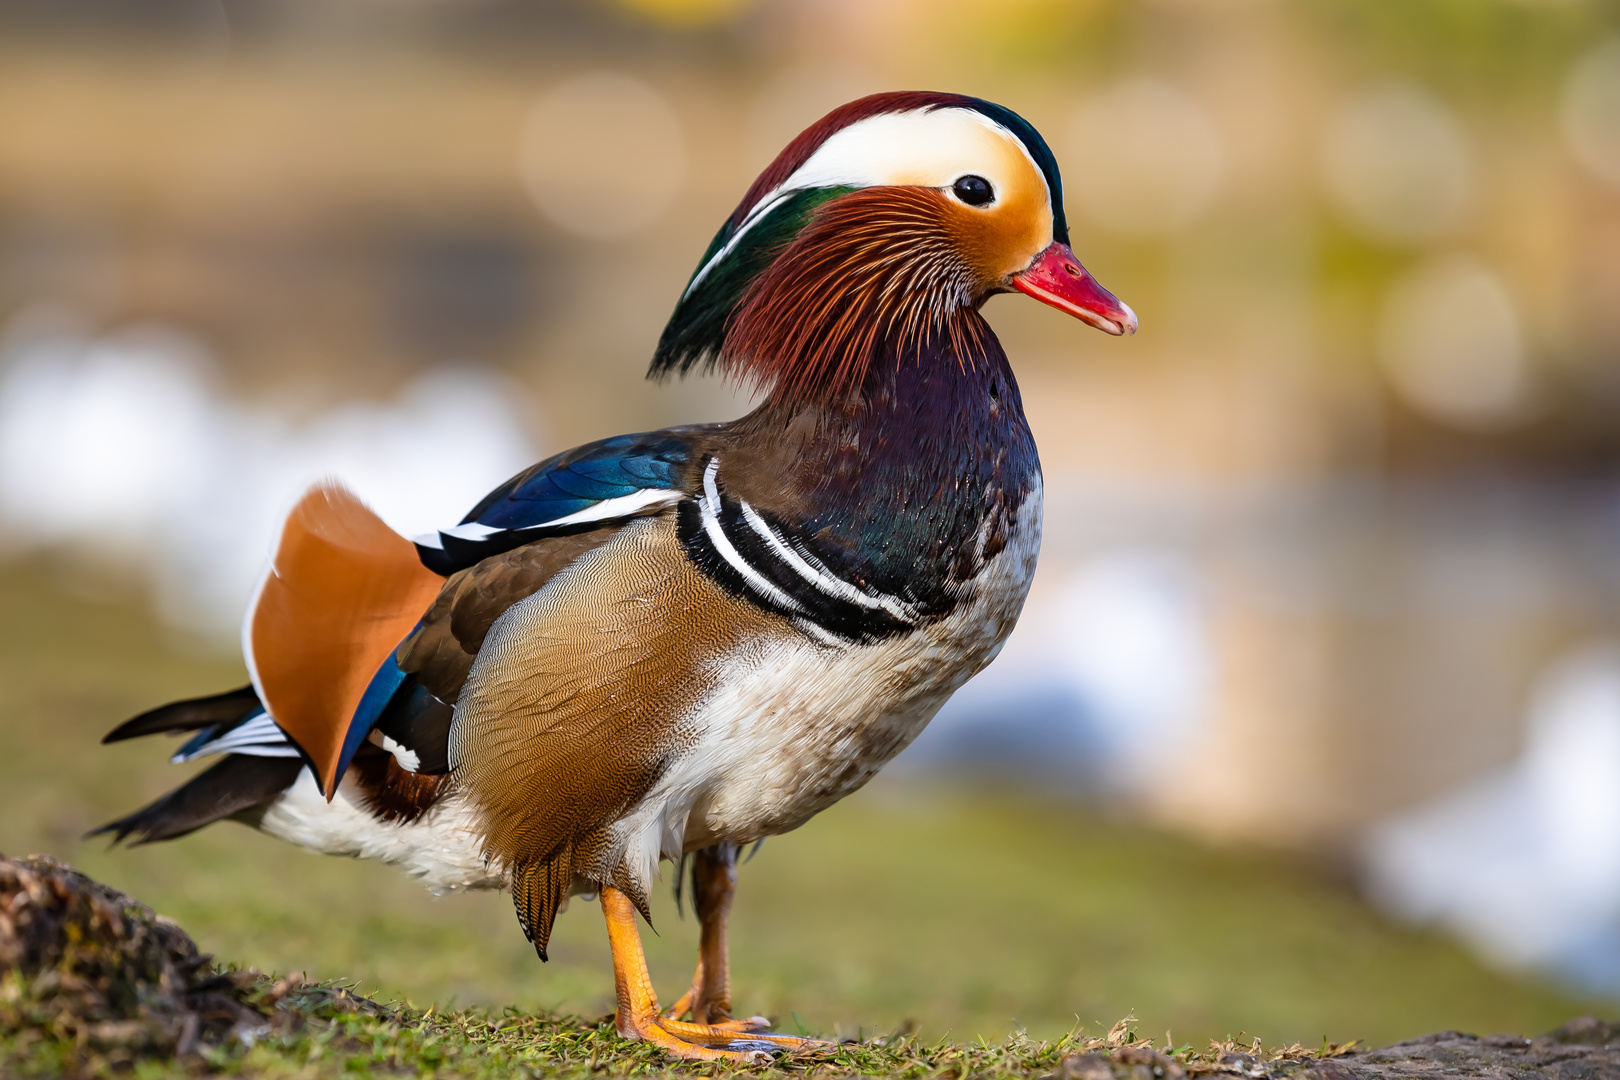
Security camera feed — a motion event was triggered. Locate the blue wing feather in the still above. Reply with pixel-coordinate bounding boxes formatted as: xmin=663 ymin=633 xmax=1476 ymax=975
xmin=537 ymin=470 xmax=622 ymax=501
xmin=331 ymin=654 xmax=410 ymax=788
xmin=413 ymin=431 xmax=694 ymax=575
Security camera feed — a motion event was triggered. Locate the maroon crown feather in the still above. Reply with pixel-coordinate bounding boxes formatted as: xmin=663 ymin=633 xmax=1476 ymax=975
xmin=726 ymin=91 xmax=982 ymax=231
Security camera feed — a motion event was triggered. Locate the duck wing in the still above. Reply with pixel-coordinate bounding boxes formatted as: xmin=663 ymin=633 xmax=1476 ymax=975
xmin=265 ymin=431 xmax=700 ymax=799
xmin=94 ymin=430 xmax=705 ymax=860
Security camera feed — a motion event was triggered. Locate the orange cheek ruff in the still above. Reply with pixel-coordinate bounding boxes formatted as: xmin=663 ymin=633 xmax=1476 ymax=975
xmin=941 ymin=181 xmax=1053 ymax=289
xmin=246 ymin=484 xmax=446 ymax=798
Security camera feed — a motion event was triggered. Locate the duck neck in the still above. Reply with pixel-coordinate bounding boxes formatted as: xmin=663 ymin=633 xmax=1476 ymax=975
xmin=730 ymin=310 xmax=1040 ymax=609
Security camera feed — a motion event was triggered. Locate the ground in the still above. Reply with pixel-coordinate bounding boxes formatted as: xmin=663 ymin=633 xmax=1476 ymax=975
xmin=0 ymin=556 xmax=1611 ymax=1072
xmin=6 ymin=852 xmax=1620 ymax=1080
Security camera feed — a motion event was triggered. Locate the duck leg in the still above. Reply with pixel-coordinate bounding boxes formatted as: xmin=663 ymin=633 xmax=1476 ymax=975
xmin=664 ymin=844 xmax=770 ymax=1031
xmin=601 ymin=885 xmax=825 ymax=1059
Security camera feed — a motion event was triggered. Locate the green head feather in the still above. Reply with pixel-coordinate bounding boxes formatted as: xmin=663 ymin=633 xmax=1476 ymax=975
xmin=649 ymin=186 xmax=853 ymax=381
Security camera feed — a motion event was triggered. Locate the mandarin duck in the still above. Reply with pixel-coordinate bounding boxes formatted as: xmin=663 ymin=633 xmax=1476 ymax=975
xmin=94 ymin=90 xmax=1135 ymax=1061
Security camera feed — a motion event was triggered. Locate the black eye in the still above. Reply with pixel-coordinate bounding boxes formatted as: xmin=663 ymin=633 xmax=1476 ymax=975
xmin=952 ymin=174 xmax=995 ymax=206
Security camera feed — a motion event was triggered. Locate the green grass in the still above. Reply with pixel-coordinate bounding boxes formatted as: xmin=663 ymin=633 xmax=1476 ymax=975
xmin=2 ymin=971 xmax=1358 ymax=1080
xmin=0 ymin=555 xmax=1605 ymax=1060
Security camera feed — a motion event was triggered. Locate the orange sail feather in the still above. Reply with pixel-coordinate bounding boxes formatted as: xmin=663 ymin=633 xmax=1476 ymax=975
xmin=244 ymin=483 xmax=445 ymax=799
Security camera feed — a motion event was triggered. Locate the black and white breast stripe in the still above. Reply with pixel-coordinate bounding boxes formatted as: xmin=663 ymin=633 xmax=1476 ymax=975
xmin=677 ymin=458 xmax=918 ymax=645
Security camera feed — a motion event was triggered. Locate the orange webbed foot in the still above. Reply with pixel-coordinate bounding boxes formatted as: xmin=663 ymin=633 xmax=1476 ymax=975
xmin=603 ymin=886 xmax=829 ymax=1061
xmin=660 ymin=960 xmax=771 ymax=1032
xmin=659 ymin=1016 xmax=830 ymax=1051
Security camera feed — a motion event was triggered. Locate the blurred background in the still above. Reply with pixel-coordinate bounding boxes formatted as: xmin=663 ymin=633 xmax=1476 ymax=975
xmin=3 ymin=0 xmax=1620 ymax=1050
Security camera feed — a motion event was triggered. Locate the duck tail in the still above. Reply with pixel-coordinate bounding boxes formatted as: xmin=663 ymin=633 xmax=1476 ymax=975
xmin=92 ymin=684 xmax=305 ymax=843
xmin=88 ymin=754 xmax=305 ymax=845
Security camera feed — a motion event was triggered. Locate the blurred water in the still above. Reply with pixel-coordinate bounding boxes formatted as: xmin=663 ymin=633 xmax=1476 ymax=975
xmin=0 ymin=302 xmax=1222 ymax=802
xmin=0 ymin=301 xmax=1217 ymax=783
xmin=0 ymin=306 xmax=537 ymax=634
xmin=1364 ymin=644 xmax=1620 ymax=995
xmin=899 ymin=547 xmax=1212 ymax=791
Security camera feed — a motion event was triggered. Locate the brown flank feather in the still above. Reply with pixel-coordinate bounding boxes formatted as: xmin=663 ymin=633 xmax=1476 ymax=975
xmin=450 ymin=515 xmax=783 ymax=958
xmin=724 ymin=186 xmax=995 ymax=407
xmin=348 ymin=751 xmax=447 ymax=825
xmin=396 ymin=525 xmax=624 ymax=706
xmin=509 ymin=850 xmax=574 ymax=961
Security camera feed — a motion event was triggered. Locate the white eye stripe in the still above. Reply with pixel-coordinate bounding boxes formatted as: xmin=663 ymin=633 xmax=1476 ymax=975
xmin=684 ymin=190 xmax=795 ymax=300
xmin=762 ymin=108 xmax=1030 ymax=208
xmin=688 ymin=108 xmax=1049 ymax=297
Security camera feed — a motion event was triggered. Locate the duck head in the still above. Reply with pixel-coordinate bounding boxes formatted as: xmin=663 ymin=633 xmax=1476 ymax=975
xmin=651 ymin=90 xmax=1136 ymax=406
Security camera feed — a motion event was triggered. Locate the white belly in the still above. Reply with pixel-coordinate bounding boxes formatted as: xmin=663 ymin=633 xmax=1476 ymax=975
xmin=258 ymin=768 xmax=501 ymax=893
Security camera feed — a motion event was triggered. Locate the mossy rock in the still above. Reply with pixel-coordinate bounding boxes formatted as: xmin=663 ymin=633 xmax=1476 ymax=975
xmin=1 ymin=852 xmax=390 ymax=1073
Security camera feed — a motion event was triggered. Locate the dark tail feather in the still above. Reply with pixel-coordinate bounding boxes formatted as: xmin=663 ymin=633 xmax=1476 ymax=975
xmin=87 ymin=754 xmax=303 ymax=845
xmin=102 ymin=685 xmax=261 ymax=744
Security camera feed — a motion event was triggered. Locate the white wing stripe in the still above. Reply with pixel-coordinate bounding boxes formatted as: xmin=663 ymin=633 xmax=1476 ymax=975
xmin=440 ymin=521 xmax=503 ymax=542
xmin=536 ymin=488 xmax=683 ymax=529
xmin=414 ymin=489 xmax=682 ymax=551
xmin=737 ymin=500 xmax=913 ymax=619
xmin=193 ymin=744 xmax=303 ymax=761
xmin=170 ymin=712 xmax=301 ymax=764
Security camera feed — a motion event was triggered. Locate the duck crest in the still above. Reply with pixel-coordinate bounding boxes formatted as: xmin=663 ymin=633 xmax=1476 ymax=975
xmin=650 ymin=89 xmax=1075 ymax=402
